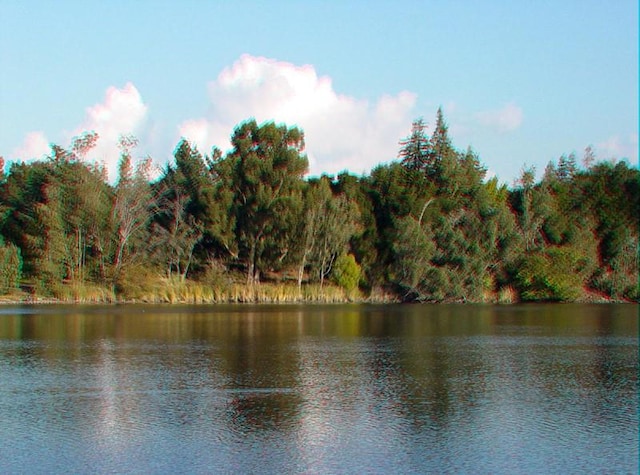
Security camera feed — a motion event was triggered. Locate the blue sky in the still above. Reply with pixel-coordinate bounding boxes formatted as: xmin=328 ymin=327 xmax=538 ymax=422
xmin=1 ymin=1 xmax=637 ymax=185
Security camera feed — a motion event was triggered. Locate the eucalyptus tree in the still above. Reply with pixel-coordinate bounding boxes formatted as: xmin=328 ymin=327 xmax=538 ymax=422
xmin=296 ymin=178 xmax=330 ymax=288
xmin=297 ymin=177 xmax=361 ymax=288
xmin=149 ymin=184 xmax=203 ymax=281
xmin=332 ymin=172 xmax=380 ymax=289
xmin=111 ymin=136 xmax=156 ymax=282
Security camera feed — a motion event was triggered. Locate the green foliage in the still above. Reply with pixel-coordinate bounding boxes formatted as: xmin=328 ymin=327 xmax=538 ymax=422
xmin=0 ymin=243 xmax=21 ymax=293
xmin=331 ymin=254 xmax=361 ymax=292
xmin=399 ymin=118 xmax=430 ymax=171
xmin=0 ymin=111 xmax=637 ymax=303
xmin=515 ymin=248 xmax=587 ymax=301
xmin=392 ymin=215 xmax=435 ymax=298
xmin=114 ymin=263 xmax=162 ymax=300
xmin=296 ymin=177 xmax=360 ymax=287
xmin=333 ymin=172 xmax=380 ymax=288
xmin=225 ymin=120 xmax=308 ymax=284
xmin=172 ymin=140 xmax=236 ymax=261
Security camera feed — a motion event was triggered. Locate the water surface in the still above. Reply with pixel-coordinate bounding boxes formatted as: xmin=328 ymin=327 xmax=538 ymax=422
xmin=0 ymin=304 xmax=637 ymax=473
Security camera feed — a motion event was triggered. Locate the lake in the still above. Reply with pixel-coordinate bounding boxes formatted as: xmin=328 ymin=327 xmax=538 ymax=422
xmin=0 ymin=303 xmax=637 ymax=474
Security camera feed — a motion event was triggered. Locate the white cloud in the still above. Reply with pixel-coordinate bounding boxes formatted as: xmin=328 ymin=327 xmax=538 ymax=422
xmin=71 ymin=82 xmax=148 ymax=181
xmin=476 ymin=102 xmax=523 ymax=133
xmin=178 ymin=54 xmax=417 ymax=176
xmin=12 ymin=131 xmax=50 ymax=161
xmin=596 ymin=133 xmax=638 ymax=162
xmin=12 ymin=83 xmax=148 ymax=182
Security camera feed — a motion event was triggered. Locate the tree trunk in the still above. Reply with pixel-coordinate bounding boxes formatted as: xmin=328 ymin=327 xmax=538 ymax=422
xmin=247 ymin=241 xmax=257 ymax=286
xmin=297 ymin=251 xmax=308 ymax=291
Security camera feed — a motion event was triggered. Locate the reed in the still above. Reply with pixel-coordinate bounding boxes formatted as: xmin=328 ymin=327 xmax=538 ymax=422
xmin=10 ymin=276 xmax=377 ymax=304
xmin=366 ymin=287 xmax=399 ymax=303
xmin=497 ymin=286 xmax=518 ymax=304
xmin=53 ymin=282 xmax=116 ymax=303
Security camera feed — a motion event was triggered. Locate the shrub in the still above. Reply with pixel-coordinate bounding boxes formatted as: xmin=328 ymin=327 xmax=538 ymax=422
xmin=515 ymin=247 xmax=585 ymax=301
xmin=114 ymin=263 xmax=162 ymax=300
xmin=331 ymin=254 xmax=361 ymax=292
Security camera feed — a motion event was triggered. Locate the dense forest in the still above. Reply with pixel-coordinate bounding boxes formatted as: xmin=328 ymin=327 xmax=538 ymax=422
xmin=0 ymin=110 xmax=638 ymax=303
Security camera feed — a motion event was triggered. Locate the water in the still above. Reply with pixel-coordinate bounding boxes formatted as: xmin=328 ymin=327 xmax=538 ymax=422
xmin=0 ymin=304 xmax=637 ymax=474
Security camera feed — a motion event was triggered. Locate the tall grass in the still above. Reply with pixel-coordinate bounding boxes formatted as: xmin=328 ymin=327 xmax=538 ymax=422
xmin=496 ymin=286 xmax=518 ymax=304
xmin=126 ymin=280 xmax=371 ymax=304
xmin=51 ymin=282 xmax=116 ymax=303
xmin=4 ymin=275 xmax=387 ymax=304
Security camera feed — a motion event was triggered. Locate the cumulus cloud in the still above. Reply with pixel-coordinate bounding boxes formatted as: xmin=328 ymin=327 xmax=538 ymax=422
xmin=178 ymin=54 xmax=417 ymax=176
xmin=12 ymin=83 xmax=148 ymax=182
xmin=71 ymin=82 xmax=148 ymax=181
xmin=12 ymin=131 xmax=50 ymax=161
xmin=476 ymin=102 xmax=523 ymax=133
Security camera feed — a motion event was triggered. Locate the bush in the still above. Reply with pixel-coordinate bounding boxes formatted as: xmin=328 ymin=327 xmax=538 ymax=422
xmin=515 ymin=247 xmax=585 ymax=301
xmin=331 ymin=254 xmax=361 ymax=292
xmin=114 ymin=263 xmax=162 ymax=300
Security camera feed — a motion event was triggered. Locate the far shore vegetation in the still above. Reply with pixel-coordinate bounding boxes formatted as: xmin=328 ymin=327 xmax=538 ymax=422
xmin=0 ymin=110 xmax=638 ymax=304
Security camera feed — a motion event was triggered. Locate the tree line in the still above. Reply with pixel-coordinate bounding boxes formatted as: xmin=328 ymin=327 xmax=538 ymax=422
xmin=0 ymin=110 xmax=638 ymax=302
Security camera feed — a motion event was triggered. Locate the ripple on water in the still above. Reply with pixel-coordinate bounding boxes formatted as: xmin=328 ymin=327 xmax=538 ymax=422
xmin=0 ymin=306 xmax=637 ymax=474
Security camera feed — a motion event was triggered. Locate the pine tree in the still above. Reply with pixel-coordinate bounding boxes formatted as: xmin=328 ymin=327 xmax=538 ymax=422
xmin=399 ymin=118 xmax=430 ymax=171
xmin=227 ymin=120 xmax=308 ymax=284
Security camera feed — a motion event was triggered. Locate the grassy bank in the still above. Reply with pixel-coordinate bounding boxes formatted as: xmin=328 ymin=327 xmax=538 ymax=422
xmin=0 ymin=279 xmax=628 ymax=305
xmin=1 ymin=280 xmax=399 ymax=305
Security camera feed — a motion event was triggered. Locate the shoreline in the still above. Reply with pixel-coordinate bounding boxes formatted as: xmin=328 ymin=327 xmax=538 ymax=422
xmin=0 ymin=294 xmax=631 ymax=306
xmin=0 ymin=281 xmax=633 ymax=306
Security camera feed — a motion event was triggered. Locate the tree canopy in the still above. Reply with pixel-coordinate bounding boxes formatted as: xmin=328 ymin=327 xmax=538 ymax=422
xmin=0 ymin=113 xmax=637 ymax=302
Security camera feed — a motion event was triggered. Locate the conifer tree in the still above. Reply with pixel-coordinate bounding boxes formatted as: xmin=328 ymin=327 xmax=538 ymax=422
xmin=399 ymin=118 xmax=430 ymax=171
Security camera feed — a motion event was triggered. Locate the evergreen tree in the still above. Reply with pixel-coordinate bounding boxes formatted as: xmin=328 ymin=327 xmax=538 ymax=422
xmin=399 ymin=118 xmax=430 ymax=171
xmin=226 ymin=120 xmax=308 ymax=284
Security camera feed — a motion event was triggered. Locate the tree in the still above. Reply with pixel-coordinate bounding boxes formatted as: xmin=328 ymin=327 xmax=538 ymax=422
xmin=515 ymin=247 xmax=588 ymax=301
xmin=399 ymin=118 xmax=430 ymax=171
xmin=334 ymin=172 xmax=380 ymax=288
xmin=0 ymin=161 xmax=49 ymax=280
xmin=0 ymin=241 xmax=21 ymax=293
xmin=512 ymin=166 xmax=549 ymax=251
xmin=296 ymin=178 xmax=331 ymax=288
xmin=311 ymin=187 xmax=360 ymax=288
xmin=581 ymin=160 xmax=639 ymax=299
xmin=150 ymin=186 xmax=203 ymax=281
xmin=391 ymin=215 xmax=435 ymax=300
xmin=226 ymin=120 xmax=308 ymax=284
xmin=163 ymin=140 xmax=236 ymax=265
xmin=557 ymin=153 xmax=577 ymax=181
xmin=53 ymin=159 xmax=112 ymax=284
xmin=583 ymin=145 xmax=595 ymax=169
xmin=427 ymin=107 xmax=455 ymax=184
xmin=111 ymin=137 xmax=155 ymax=282
xmin=0 ymin=137 xmax=113 ymax=292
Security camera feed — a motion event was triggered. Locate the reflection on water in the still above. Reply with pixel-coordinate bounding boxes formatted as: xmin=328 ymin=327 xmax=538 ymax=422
xmin=0 ymin=304 xmax=637 ymax=473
